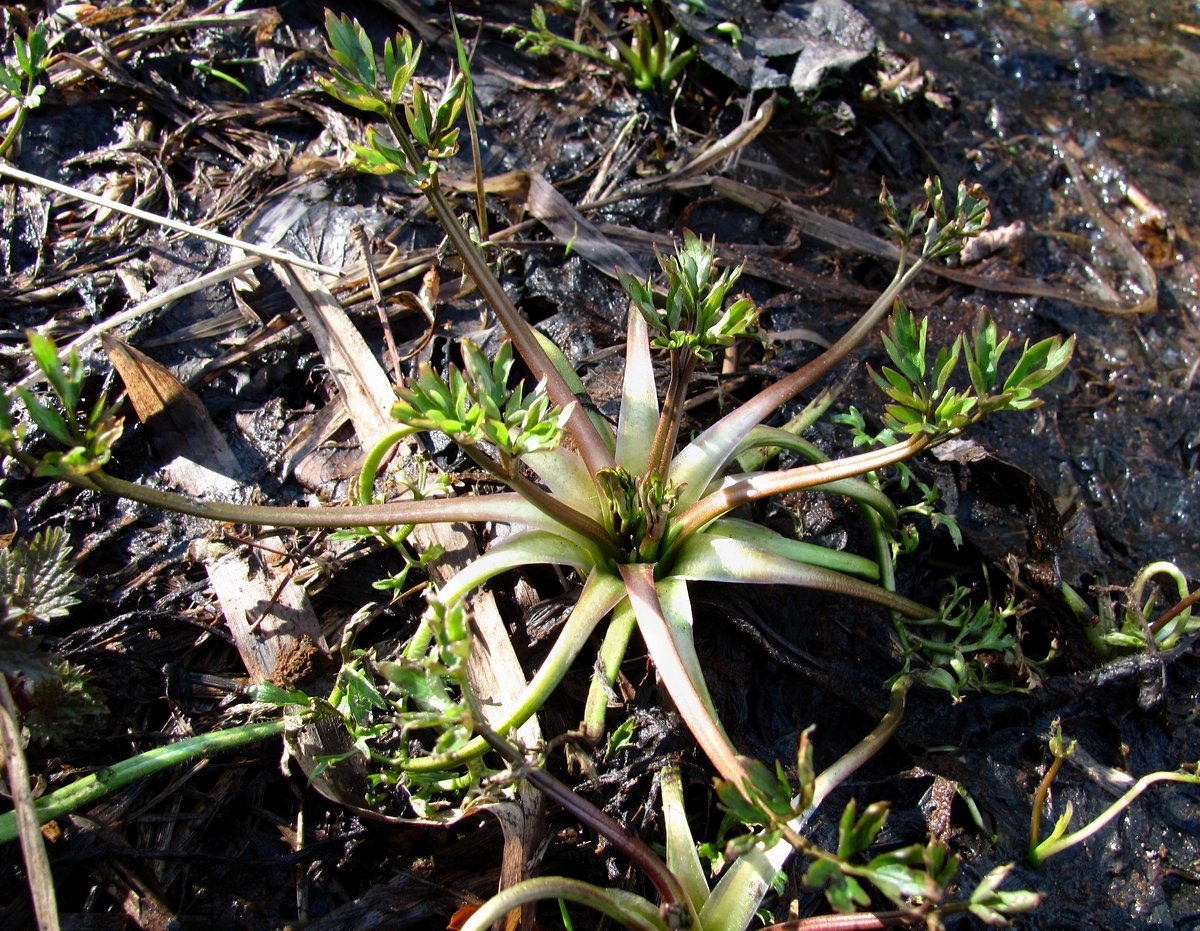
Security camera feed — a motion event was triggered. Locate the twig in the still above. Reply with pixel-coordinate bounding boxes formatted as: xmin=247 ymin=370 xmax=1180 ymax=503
xmin=0 ymin=163 xmax=341 ymax=276
xmin=351 ymin=223 xmax=402 ymax=381
xmin=15 ymin=255 xmax=263 ymax=391
xmin=0 ymin=677 xmax=61 ymax=931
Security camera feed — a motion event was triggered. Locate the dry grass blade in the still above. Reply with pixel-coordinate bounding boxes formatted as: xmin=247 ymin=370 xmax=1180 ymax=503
xmin=0 ymin=678 xmax=60 ymax=931
xmin=0 ymin=163 xmax=340 ymax=276
xmin=16 ymin=256 xmax=263 ymax=392
xmin=273 ymin=263 xmax=399 ymax=446
xmin=525 ymin=172 xmax=643 ymax=279
xmin=669 ymin=94 xmax=777 ymax=180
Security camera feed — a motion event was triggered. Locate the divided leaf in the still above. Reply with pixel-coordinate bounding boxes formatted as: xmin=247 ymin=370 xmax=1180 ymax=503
xmin=871 ymin=306 xmax=1073 ymax=439
xmin=0 ymin=526 xmax=82 ymax=630
xmin=623 ymin=231 xmax=758 ymax=362
xmin=325 ymin=10 xmax=378 ymax=88
xmin=392 ymin=341 xmax=570 ymax=463
xmin=969 ymin=864 xmax=1043 ymax=924
xmin=837 ymin=799 xmax=889 ymax=859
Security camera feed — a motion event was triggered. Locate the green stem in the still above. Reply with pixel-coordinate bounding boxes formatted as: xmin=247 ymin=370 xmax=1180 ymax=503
xmin=581 ymin=599 xmax=637 ymax=740
xmin=0 ymin=105 xmax=28 ymax=160
xmin=383 ymin=116 xmax=615 ymax=481
xmin=534 ymin=27 xmax=628 ymax=75
xmin=403 ymin=570 xmax=626 ymax=773
xmin=645 ymin=349 xmax=697 ymax=482
xmin=0 ymin=719 xmax=286 ymax=845
xmin=1030 ymin=768 xmax=1200 ymax=866
xmin=459 ymin=876 xmax=669 ymax=931
xmin=667 ymin=436 xmax=929 ymax=558
xmin=462 ymin=446 xmax=616 ymax=559
xmin=356 ymin=428 xmax=414 ymax=505
xmin=670 ymin=254 xmax=927 ymax=509
xmin=86 ymin=471 xmax=544 ymax=530
xmin=810 ymin=676 xmax=910 ymax=811
xmin=1128 ymin=561 xmax=1193 ymax=644
xmin=473 ymin=720 xmax=692 ymax=918
xmin=354 ymin=427 xmax=422 ymax=549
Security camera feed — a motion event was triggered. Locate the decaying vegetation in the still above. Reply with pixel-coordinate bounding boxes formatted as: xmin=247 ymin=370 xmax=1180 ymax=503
xmin=1 ymin=2 xmax=1197 ymax=929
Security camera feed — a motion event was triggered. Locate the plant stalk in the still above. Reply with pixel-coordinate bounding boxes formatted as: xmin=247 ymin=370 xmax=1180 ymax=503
xmin=461 ymin=446 xmax=617 ymax=558
xmin=1030 ymin=767 xmax=1200 ymax=865
xmin=811 ymin=676 xmax=910 ymax=812
xmin=0 ymin=105 xmax=30 ymax=160
xmin=382 ymin=116 xmax=616 ymax=480
xmin=0 ymin=676 xmax=60 ymax=929
xmin=0 ymin=719 xmax=286 ymax=845
xmin=667 ymin=435 xmax=929 ymax=555
xmin=460 ymin=876 xmax=670 ymax=931
xmin=670 ymin=255 xmax=927 ymax=508
xmin=645 ymin=348 xmax=697 ymax=481
xmin=85 ymin=471 xmax=548 ymax=530
xmin=475 ymin=720 xmax=692 ymax=916
xmin=1027 ymin=752 xmax=1064 ymax=862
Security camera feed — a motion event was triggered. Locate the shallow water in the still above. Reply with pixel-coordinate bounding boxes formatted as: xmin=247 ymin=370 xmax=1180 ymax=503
xmin=855 ymin=0 xmax=1200 ymax=579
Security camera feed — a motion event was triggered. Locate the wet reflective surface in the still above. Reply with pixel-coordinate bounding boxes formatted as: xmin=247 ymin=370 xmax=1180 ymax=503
xmin=856 ymin=0 xmax=1200 ymax=582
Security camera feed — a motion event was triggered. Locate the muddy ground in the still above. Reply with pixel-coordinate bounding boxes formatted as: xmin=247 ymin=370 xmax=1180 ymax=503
xmin=1 ymin=1 xmax=1198 ymax=928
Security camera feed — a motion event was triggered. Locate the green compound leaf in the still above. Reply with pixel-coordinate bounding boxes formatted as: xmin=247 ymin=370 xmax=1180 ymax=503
xmin=15 ymin=388 xmax=74 ymax=447
xmin=26 ymin=331 xmax=80 ymax=417
xmin=324 ymin=10 xmax=378 ymax=90
xmin=714 ymin=755 xmax=797 ymax=827
xmin=0 ymin=526 xmax=82 ymax=630
xmin=392 ymin=341 xmax=569 ymax=461
xmin=23 ymin=25 xmax=49 ymax=80
xmin=969 ymin=864 xmax=1043 ymax=923
xmin=624 ymin=231 xmax=758 ymax=362
xmin=383 ymin=31 xmax=421 ymax=104
xmin=837 ymin=798 xmax=889 ymax=860
xmin=805 ymin=858 xmax=871 ymax=913
xmin=336 ymin=661 xmax=389 ymax=728
xmin=872 ymin=306 xmax=1073 ymax=440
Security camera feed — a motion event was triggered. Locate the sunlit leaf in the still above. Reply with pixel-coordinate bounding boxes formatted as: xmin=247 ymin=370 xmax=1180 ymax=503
xmin=15 ymin=388 xmax=74 ymax=446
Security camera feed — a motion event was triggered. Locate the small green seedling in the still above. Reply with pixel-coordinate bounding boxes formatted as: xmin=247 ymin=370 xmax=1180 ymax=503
xmin=0 ymin=19 xmax=49 ymax=157
xmin=513 ymin=2 xmax=698 ymax=93
xmin=1029 ymin=722 xmax=1200 ymax=866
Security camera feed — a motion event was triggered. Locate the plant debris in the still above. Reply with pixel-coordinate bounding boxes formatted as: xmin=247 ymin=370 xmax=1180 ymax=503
xmin=0 ymin=2 xmax=1197 ymax=929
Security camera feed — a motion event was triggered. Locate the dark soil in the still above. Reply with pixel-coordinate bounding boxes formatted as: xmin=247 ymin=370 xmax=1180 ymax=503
xmin=1 ymin=1 xmax=1198 ymax=929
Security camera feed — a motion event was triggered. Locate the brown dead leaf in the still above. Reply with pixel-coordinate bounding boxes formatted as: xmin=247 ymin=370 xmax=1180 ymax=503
xmin=101 ymin=333 xmax=242 ymax=496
